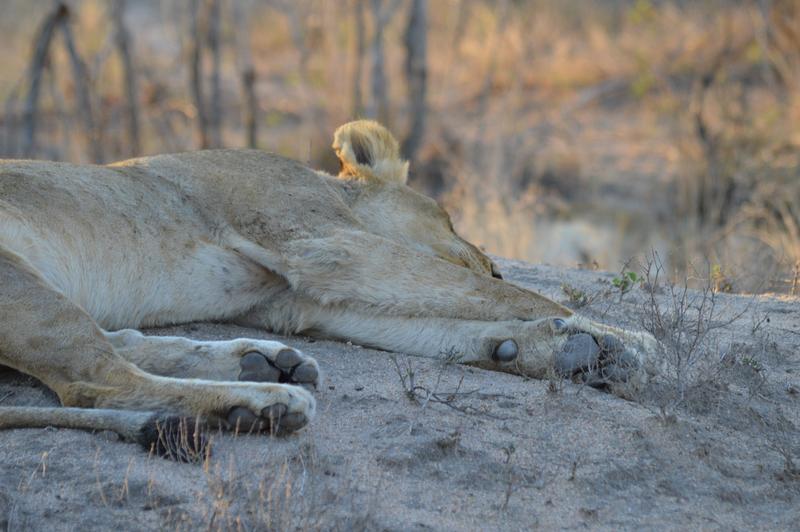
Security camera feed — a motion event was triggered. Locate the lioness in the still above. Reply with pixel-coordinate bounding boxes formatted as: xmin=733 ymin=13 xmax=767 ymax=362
xmin=0 ymin=120 xmax=659 ymax=453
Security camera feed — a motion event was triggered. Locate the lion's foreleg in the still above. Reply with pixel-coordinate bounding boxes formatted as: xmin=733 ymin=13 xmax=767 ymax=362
xmin=292 ymin=308 xmax=657 ymax=382
xmin=250 ymin=230 xmax=657 ymax=380
xmin=244 ymin=297 xmax=558 ymax=373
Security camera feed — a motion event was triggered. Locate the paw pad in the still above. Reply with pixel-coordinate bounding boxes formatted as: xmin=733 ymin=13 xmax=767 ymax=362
xmin=239 ymin=352 xmax=281 ymax=382
xmin=226 ymin=403 xmax=307 ymax=434
xmin=551 ymin=318 xmax=570 ymax=334
xmin=238 ymin=349 xmax=319 ymax=389
xmin=493 ymin=339 xmax=519 ymax=362
xmin=275 ymin=348 xmax=303 ymax=368
xmin=554 ymin=333 xmax=600 ymax=376
xmin=554 ymin=332 xmax=640 ymax=387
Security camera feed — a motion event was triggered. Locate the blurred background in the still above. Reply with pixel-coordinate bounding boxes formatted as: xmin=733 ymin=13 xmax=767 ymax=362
xmin=1 ymin=0 xmax=798 ymax=293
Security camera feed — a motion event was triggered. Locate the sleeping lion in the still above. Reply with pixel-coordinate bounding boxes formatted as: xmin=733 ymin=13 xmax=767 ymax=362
xmin=0 ymin=120 xmax=659 ymax=457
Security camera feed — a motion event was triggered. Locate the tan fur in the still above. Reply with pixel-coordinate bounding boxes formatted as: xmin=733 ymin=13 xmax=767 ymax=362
xmin=0 ymin=120 xmax=661 ymax=442
xmin=333 ymin=120 xmax=409 ymax=183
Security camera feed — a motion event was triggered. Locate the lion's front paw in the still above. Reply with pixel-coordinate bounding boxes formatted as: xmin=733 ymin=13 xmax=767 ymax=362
xmin=545 ymin=314 xmax=655 ymax=387
xmin=225 ymin=383 xmax=315 ymax=434
xmin=553 ymin=331 xmax=643 ymax=387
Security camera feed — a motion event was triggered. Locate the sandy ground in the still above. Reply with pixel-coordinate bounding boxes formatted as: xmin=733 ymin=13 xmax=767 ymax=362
xmin=1 ymin=259 xmax=798 ymax=531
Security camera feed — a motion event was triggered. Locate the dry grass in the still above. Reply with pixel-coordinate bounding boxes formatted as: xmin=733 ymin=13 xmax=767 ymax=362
xmin=89 ymin=433 xmax=375 ymax=531
xmin=389 ymin=354 xmax=515 ymax=422
xmin=634 ymin=252 xmax=749 ymax=416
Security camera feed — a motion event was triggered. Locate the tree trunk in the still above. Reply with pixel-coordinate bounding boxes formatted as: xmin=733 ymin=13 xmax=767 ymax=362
xmin=60 ymin=9 xmax=103 ymax=163
xmin=111 ymin=0 xmax=141 ymax=156
xmin=45 ymin=60 xmax=72 ymax=160
xmin=189 ymin=0 xmax=209 ymax=149
xmin=206 ymin=0 xmax=222 ymax=147
xmin=3 ymin=80 xmax=22 ymax=157
xmin=241 ymin=69 xmax=257 ymax=148
xmin=22 ymin=3 xmax=68 ymax=158
xmin=368 ymin=0 xmax=402 ymax=124
xmin=232 ymin=0 xmax=257 ymax=148
xmin=401 ymin=0 xmax=427 ymax=162
xmin=472 ymin=0 xmax=510 ymax=173
xmin=352 ymin=0 xmax=366 ymax=117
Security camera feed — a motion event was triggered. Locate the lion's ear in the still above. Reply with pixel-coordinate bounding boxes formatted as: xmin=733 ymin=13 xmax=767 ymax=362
xmin=332 ymin=120 xmax=409 ymax=184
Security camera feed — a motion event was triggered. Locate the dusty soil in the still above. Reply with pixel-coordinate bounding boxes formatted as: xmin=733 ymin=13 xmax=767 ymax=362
xmin=1 ymin=259 xmax=798 ymax=531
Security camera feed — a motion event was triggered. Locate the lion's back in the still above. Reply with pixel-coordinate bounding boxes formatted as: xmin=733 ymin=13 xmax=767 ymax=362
xmin=114 ymin=149 xmax=363 ymax=241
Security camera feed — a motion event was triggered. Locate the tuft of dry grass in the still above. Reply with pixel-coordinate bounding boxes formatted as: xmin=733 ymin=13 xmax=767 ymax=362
xmin=86 ymin=432 xmax=376 ymax=531
xmin=635 ymin=251 xmax=749 ymax=416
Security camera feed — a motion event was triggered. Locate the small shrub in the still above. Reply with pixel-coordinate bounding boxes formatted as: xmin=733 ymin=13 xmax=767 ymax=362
xmin=612 ymin=271 xmax=640 ymax=301
xmin=740 ymin=356 xmax=763 ymax=372
xmin=637 ymin=251 xmax=748 ymax=413
xmin=711 ymin=264 xmax=734 ymax=293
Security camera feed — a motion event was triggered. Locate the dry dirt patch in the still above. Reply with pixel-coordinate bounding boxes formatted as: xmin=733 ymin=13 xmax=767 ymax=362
xmin=0 ymin=259 xmax=798 ymax=530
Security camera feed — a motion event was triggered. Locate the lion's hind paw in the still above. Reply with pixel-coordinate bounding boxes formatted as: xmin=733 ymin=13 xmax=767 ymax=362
xmin=224 ymin=384 xmax=314 ymax=435
xmin=238 ymin=347 xmax=320 ymax=390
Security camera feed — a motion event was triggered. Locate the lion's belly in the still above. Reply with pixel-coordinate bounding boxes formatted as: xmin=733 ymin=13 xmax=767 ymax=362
xmin=0 ymin=212 xmax=278 ymax=330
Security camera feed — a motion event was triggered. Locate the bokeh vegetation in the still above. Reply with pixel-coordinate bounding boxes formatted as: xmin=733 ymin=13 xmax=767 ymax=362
xmin=1 ymin=0 xmax=798 ymax=293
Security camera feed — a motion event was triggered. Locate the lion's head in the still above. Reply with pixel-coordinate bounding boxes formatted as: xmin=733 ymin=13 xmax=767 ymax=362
xmin=332 ymin=120 xmax=502 ymax=279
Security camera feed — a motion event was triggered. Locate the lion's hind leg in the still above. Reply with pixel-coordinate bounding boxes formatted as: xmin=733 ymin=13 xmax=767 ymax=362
xmin=0 ymin=245 xmax=314 ymax=439
xmin=104 ymin=329 xmax=321 ymax=389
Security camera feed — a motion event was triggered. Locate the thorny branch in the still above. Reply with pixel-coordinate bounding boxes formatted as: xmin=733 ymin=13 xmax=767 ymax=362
xmin=390 ymin=355 xmax=514 ymax=421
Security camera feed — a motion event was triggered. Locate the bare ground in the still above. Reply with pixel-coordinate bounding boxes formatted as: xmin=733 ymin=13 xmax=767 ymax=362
xmin=1 ymin=259 xmax=799 ymax=531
